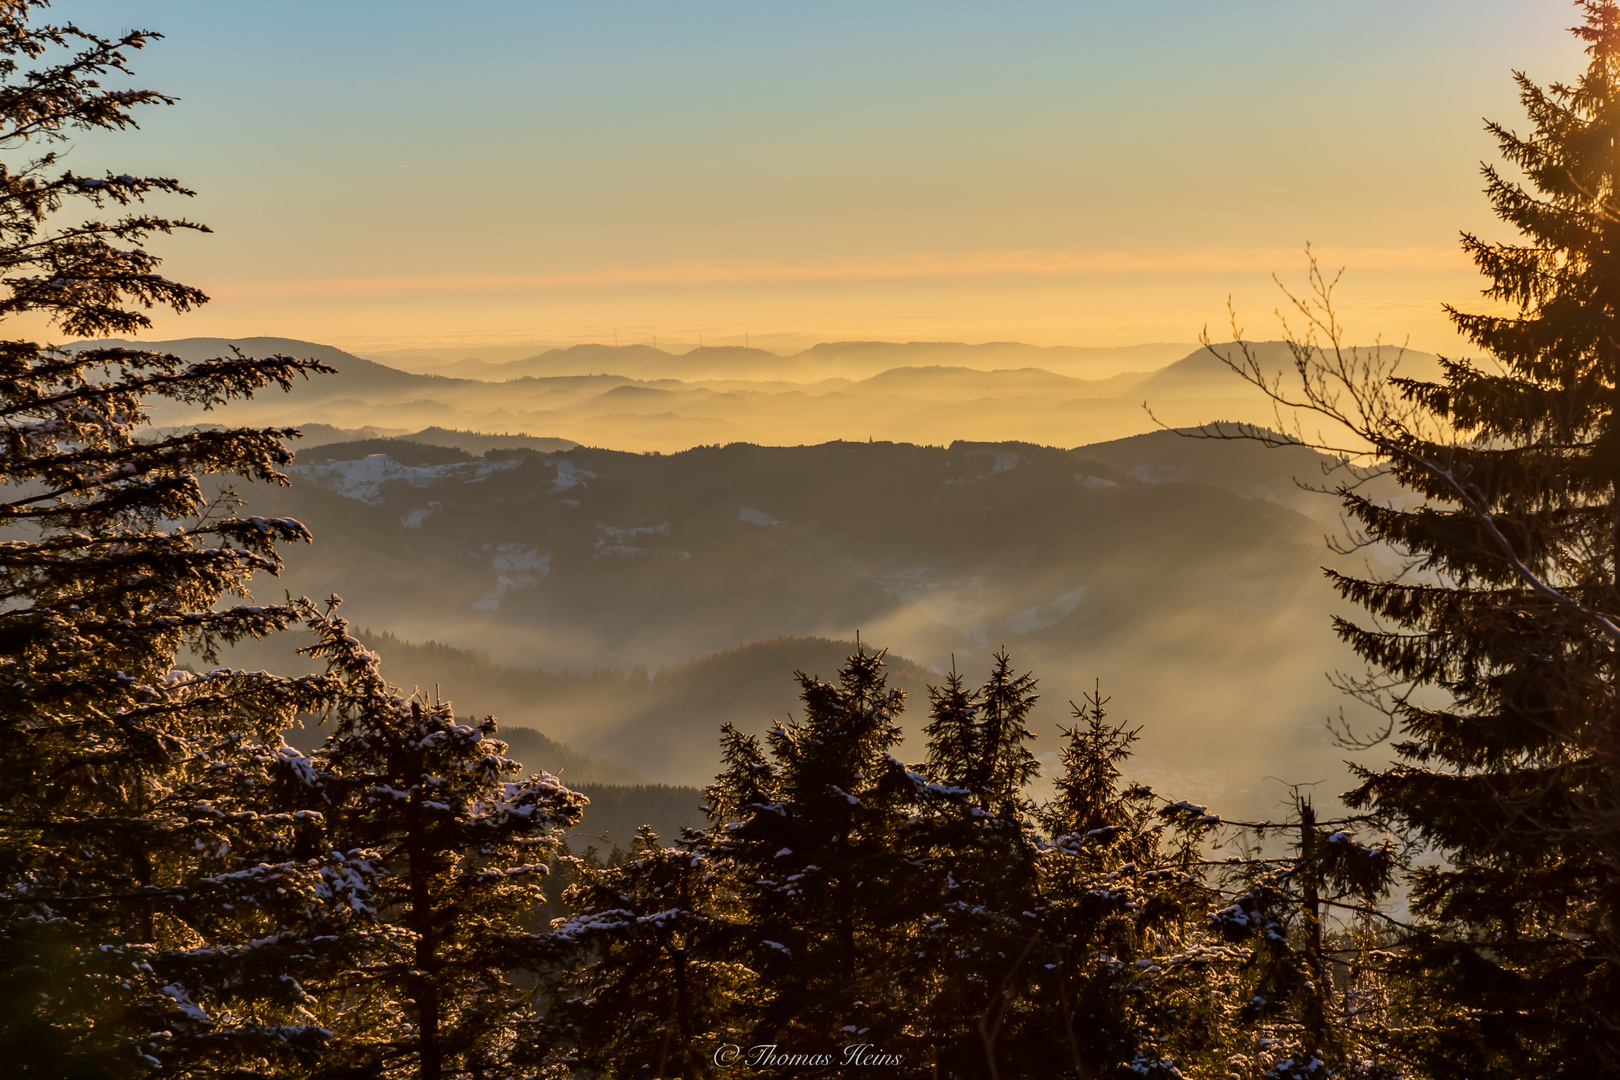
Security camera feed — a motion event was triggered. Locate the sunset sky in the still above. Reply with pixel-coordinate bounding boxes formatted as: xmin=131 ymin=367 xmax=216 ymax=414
xmin=65 ymin=0 xmax=1577 ymax=355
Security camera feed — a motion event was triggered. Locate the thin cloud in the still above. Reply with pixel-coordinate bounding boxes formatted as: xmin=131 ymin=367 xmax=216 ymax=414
xmin=214 ymin=247 xmax=1468 ymax=300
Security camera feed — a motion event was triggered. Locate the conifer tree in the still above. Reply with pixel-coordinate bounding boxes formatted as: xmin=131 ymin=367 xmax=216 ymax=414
xmin=0 ymin=4 xmax=360 ymax=1074
xmin=1024 ymin=687 xmax=1221 ymax=1080
xmin=915 ymin=653 xmax=1044 ymax=1078
xmin=548 ymin=826 xmax=750 ymax=1079
xmin=296 ymin=605 xmax=588 ymax=1080
xmin=1201 ymin=4 xmax=1620 ymax=1074
xmin=922 ymin=664 xmax=980 ymax=794
xmin=697 ymin=646 xmax=930 ymax=1062
xmin=970 ymin=651 xmax=1043 ymax=816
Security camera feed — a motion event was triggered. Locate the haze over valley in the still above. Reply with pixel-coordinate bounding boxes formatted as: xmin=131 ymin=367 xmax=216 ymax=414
xmin=149 ymin=334 xmax=1428 ymax=825
xmin=133 ymin=335 xmax=1438 ymax=455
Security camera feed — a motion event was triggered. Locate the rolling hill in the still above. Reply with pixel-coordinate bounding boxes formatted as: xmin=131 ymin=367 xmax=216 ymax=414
xmin=215 ymin=428 xmax=1401 ymax=816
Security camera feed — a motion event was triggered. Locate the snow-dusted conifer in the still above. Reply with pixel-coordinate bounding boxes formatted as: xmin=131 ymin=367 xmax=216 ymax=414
xmin=697 ymin=645 xmax=929 ymax=1059
xmin=547 ymin=825 xmax=750 ymax=1078
xmin=297 ymin=605 xmax=587 ymax=1080
xmin=0 ymin=4 xmax=363 ymax=1073
xmin=913 ymin=653 xmax=1045 ymax=1078
xmin=1026 ymin=687 xmax=1221 ymax=1080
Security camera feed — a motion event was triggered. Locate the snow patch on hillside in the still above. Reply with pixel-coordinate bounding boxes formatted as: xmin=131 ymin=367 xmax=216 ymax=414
xmin=874 ymin=568 xmax=990 ymax=629
xmin=550 ymin=458 xmax=596 ymax=492
xmin=944 ymin=450 xmax=1025 ymax=486
xmin=290 ymin=454 xmax=519 ymax=505
xmin=1004 ymin=587 xmax=1087 ymax=635
xmin=595 ymin=522 xmax=670 ymax=558
xmin=472 ymin=545 xmax=551 ymax=611
xmin=401 ymin=502 xmax=441 ymax=529
xmin=739 ymin=506 xmax=785 ymax=528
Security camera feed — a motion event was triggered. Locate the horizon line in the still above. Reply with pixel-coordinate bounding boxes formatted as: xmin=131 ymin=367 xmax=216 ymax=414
xmin=204 ymin=245 xmax=1468 ymax=301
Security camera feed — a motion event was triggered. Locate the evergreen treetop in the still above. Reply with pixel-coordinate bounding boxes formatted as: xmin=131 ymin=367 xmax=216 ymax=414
xmin=550 ymin=826 xmax=750 ymax=1080
xmin=698 ymin=645 xmax=935 ymax=1061
xmin=1193 ymin=3 xmax=1620 ymax=1074
xmin=0 ymin=5 xmax=351 ymax=1073
xmin=1339 ymin=5 xmax=1620 ymax=1074
xmin=297 ymin=604 xmax=589 ymax=1080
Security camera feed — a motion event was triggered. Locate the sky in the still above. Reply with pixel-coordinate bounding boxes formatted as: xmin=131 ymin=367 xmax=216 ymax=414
xmin=55 ymin=0 xmax=1584 ymax=355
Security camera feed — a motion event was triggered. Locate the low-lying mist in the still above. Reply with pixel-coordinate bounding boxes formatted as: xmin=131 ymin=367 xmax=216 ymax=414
xmin=122 ymin=336 xmax=1440 ymax=455
xmin=147 ymin=331 xmax=1435 ymax=825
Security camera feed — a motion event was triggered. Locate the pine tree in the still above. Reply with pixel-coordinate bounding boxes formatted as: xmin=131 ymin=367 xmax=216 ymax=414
xmin=971 ymin=651 xmax=1043 ymax=816
xmin=1200 ymin=4 xmax=1620 ymax=1072
xmin=548 ymin=826 xmax=750 ymax=1079
xmin=298 ymin=605 xmax=588 ymax=1080
xmin=696 ymin=646 xmax=930 ymax=1064
xmin=0 ymin=5 xmax=359 ymax=1074
xmin=922 ymin=663 xmax=980 ymax=794
xmin=1025 ymin=687 xmax=1221 ymax=1080
xmin=915 ymin=653 xmax=1044 ymax=1078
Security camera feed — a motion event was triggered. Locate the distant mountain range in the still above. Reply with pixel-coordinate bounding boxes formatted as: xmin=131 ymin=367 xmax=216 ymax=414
xmin=101 ymin=335 xmax=1441 ymax=453
xmin=295 ymin=425 xmax=578 ymax=454
xmin=374 ymin=340 xmax=1199 ymax=383
xmin=115 ymin=333 xmax=1438 ymax=815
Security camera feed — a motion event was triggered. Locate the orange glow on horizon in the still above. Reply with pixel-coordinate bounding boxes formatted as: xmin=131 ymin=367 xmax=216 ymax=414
xmin=210 ymin=246 xmax=1470 ymax=301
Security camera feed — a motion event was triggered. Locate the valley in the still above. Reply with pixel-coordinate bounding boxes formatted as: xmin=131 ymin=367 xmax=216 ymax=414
xmin=173 ymin=334 xmax=1425 ymax=823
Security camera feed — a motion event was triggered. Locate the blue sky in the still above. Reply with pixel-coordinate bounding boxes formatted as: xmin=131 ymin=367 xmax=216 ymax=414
xmin=55 ymin=1 xmax=1582 ymax=350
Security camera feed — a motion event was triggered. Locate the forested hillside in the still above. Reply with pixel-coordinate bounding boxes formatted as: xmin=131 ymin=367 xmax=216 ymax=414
xmin=215 ymin=429 xmax=1394 ymax=812
xmin=262 ymin=629 xmax=937 ymax=787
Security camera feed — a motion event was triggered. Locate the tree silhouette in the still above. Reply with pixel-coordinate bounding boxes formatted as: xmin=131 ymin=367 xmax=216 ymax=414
xmin=695 ymin=645 xmax=932 ymax=1063
xmin=298 ymin=605 xmax=587 ymax=1080
xmin=1191 ymin=3 xmax=1620 ymax=1073
xmin=0 ymin=5 xmax=370 ymax=1074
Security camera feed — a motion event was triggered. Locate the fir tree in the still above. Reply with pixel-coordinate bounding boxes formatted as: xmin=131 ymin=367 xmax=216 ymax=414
xmin=922 ymin=663 xmax=980 ymax=794
xmin=1026 ymin=687 xmax=1220 ymax=1080
xmin=971 ymin=650 xmax=1043 ymax=817
xmin=915 ymin=653 xmax=1044 ymax=1079
xmin=299 ymin=605 xmax=588 ymax=1080
xmin=1362 ymin=10 xmax=1620 ymax=1072
xmin=0 ymin=4 xmax=358 ymax=1073
xmin=549 ymin=826 xmax=750 ymax=1079
xmin=1199 ymin=4 xmax=1620 ymax=1074
xmin=697 ymin=645 xmax=930 ymax=1064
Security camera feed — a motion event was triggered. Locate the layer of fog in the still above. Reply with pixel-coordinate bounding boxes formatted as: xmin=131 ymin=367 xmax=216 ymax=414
xmin=113 ymin=337 xmax=1440 ymax=456
xmin=205 ymin=433 xmax=1424 ymax=822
